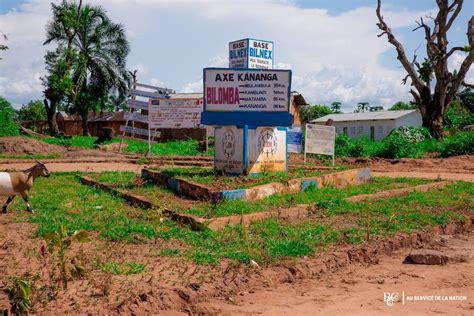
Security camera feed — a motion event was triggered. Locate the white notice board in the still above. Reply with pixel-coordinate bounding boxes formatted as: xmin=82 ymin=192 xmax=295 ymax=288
xmin=304 ymin=124 xmax=336 ymax=165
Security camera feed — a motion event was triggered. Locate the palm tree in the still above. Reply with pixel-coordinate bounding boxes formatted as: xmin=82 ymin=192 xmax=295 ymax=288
xmin=355 ymin=102 xmax=370 ymax=113
xmin=43 ymin=1 xmax=130 ymax=135
xmin=331 ymin=101 xmax=342 ymax=113
xmin=72 ymin=4 xmax=130 ymax=135
xmin=42 ymin=1 xmax=80 ymax=135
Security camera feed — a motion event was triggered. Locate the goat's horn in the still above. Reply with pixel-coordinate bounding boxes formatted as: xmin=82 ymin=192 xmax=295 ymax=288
xmin=35 ymin=159 xmax=42 ymax=164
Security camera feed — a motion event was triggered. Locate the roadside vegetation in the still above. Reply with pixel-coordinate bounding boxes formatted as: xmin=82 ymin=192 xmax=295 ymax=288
xmin=334 ymin=128 xmax=473 ymax=159
xmin=6 ymin=172 xmax=471 ymax=266
xmin=33 ymin=135 xmax=210 ymax=156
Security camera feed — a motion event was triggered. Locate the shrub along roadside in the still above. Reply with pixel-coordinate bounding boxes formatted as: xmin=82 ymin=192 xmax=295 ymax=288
xmin=334 ymin=129 xmax=473 ymax=159
xmin=38 ymin=135 xmax=211 ymax=156
xmin=0 ymin=96 xmax=20 ymax=137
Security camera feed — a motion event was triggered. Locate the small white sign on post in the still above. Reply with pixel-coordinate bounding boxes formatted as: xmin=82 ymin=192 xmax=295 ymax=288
xmin=148 ymin=98 xmax=203 ymax=129
xmin=304 ymin=124 xmax=336 ymax=165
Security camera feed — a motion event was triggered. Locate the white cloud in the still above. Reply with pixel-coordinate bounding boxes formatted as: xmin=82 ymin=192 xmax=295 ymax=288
xmin=181 ymin=79 xmax=202 ymax=93
xmin=0 ymin=0 xmax=458 ymax=111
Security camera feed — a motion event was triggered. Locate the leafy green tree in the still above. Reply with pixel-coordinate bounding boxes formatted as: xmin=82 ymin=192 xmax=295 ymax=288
xmin=331 ymin=101 xmax=342 ymax=113
xmin=299 ymin=104 xmax=333 ymax=122
xmin=0 ymin=97 xmax=20 ymax=136
xmin=45 ymin=2 xmax=130 ymax=135
xmin=42 ymin=1 xmax=80 ymax=135
xmin=355 ymin=102 xmax=370 ymax=113
xmin=444 ymin=100 xmax=474 ymax=128
xmin=458 ymin=88 xmax=474 ymax=112
xmin=18 ymin=100 xmax=48 ymax=122
xmin=388 ymin=101 xmax=416 ymax=111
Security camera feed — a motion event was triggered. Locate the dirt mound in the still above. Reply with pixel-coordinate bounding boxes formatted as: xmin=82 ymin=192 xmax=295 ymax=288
xmin=0 ymin=137 xmax=66 ymax=155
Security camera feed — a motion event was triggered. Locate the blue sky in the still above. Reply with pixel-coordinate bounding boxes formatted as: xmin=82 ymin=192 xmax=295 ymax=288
xmin=0 ymin=0 xmax=473 ymax=111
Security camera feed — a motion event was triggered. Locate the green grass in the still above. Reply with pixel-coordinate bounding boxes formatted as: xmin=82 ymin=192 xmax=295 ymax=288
xmin=9 ymin=173 xmax=159 ymax=242
xmin=155 ymin=181 xmax=472 ymax=264
xmin=185 ymin=177 xmax=433 ymax=218
xmin=96 ymin=261 xmax=146 ymax=275
xmin=36 ymin=135 xmax=212 ymax=156
xmin=154 ymin=166 xmax=341 ymax=190
xmin=40 ymin=135 xmax=108 ymax=149
xmin=85 ymin=171 xmax=204 ymax=211
xmin=8 ymin=172 xmax=472 ymax=266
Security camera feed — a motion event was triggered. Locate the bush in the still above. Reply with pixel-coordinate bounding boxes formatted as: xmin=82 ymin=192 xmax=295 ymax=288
xmin=0 ymin=96 xmax=20 ymax=136
xmin=439 ymin=131 xmax=474 ymax=157
xmin=335 ymin=126 xmax=437 ymax=159
xmin=444 ymin=103 xmax=474 ymax=129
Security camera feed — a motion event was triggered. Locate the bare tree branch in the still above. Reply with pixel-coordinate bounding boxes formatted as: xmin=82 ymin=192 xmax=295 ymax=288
xmin=446 ymin=0 xmax=463 ymax=31
xmin=462 ymin=81 xmax=474 ymax=89
xmin=376 ymin=0 xmax=426 ymax=91
xmin=446 ymin=46 xmax=466 ymax=58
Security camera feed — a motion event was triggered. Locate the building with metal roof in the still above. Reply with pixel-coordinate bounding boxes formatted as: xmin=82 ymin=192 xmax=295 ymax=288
xmin=310 ymin=110 xmax=422 ymax=140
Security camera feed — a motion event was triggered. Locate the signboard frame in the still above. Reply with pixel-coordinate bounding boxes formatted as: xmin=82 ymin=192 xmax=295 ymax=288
xmin=201 ymin=67 xmax=293 ymax=127
xmin=304 ymin=124 xmax=336 ymax=166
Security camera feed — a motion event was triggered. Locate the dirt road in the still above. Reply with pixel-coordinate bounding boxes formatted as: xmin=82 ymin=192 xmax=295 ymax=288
xmin=195 ymin=232 xmax=474 ymax=315
xmin=1 ymin=160 xmax=473 ymax=182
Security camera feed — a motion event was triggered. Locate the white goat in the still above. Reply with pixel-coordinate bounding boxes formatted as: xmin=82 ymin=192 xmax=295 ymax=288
xmin=1 ymin=160 xmax=50 ymax=214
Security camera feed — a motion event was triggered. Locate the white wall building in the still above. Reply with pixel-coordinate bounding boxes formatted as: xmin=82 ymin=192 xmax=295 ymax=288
xmin=310 ymin=110 xmax=422 ymax=140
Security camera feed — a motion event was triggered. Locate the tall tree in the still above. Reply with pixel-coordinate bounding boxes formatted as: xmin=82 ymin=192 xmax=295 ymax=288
xmin=43 ymin=1 xmax=130 ymax=136
xmin=388 ymin=101 xmax=417 ymax=111
xmin=18 ymin=100 xmax=48 ymax=122
xmin=355 ymin=102 xmax=370 ymax=113
xmin=299 ymin=104 xmax=333 ymax=122
xmin=376 ymin=0 xmax=473 ymax=139
xmin=67 ymin=4 xmax=130 ymax=135
xmin=331 ymin=101 xmax=342 ymax=113
xmin=43 ymin=1 xmax=82 ymax=135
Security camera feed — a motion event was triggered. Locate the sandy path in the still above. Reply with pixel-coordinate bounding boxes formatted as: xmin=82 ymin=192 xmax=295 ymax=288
xmin=1 ymin=161 xmax=473 ymax=182
xmin=196 ymin=232 xmax=474 ymax=315
xmin=0 ymin=162 xmax=144 ymax=173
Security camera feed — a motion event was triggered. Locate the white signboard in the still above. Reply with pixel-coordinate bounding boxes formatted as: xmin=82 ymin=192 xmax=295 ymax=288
xmin=304 ymin=124 xmax=336 ymax=165
xmin=228 ymin=38 xmax=273 ymax=69
xmin=204 ymin=68 xmax=291 ymax=112
xmin=248 ymin=39 xmax=273 ymax=69
xmin=248 ymin=127 xmax=287 ymax=174
xmin=124 ymin=111 xmax=148 ymax=123
xmin=214 ymin=126 xmax=244 ymax=174
xmin=229 ymin=39 xmax=248 ymax=68
xmin=120 ymin=125 xmax=160 ymax=137
xmin=127 ymin=99 xmax=148 ymax=111
xmin=149 ymin=98 xmax=203 ymax=129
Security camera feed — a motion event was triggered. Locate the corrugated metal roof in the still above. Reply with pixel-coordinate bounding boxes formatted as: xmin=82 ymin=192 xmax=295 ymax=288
xmin=310 ymin=110 xmax=419 ymax=123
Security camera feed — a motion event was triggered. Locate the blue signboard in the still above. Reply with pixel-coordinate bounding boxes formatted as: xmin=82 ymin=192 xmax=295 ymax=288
xmin=287 ymin=126 xmax=303 ymax=153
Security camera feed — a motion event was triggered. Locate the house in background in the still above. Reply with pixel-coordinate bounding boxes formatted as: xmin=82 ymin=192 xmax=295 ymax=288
xmin=310 ymin=110 xmax=422 ymax=140
xmin=290 ymin=92 xmax=306 ymax=126
xmin=56 ymin=111 xmax=126 ymax=136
